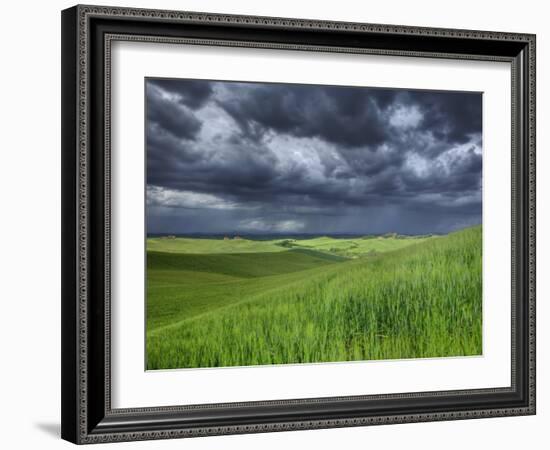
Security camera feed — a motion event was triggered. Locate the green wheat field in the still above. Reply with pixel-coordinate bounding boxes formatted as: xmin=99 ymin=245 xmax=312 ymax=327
xmin=146 ymin=225 xmax=482 ymax=370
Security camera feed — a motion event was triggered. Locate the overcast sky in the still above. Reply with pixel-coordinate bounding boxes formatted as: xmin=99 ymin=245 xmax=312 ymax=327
xmin=146 ymin=78 xmax=482 ymax=235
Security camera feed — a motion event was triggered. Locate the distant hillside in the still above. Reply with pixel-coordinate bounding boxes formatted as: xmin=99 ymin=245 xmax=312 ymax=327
xmin=147 ymin=233 xmax=435 ymax=258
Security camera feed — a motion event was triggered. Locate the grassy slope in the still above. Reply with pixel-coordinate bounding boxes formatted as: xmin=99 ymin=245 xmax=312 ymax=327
xmin=147 ymin=250 xmax=345 ymax=329
xmin=147 ymin=249 xmax=346 ymax=278
xmin=146 ymin=226 xmax=482 ymax=369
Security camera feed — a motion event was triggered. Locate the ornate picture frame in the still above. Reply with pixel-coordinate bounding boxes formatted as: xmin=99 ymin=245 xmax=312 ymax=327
xmin=61 ymin=4 xmax=536 ymax=444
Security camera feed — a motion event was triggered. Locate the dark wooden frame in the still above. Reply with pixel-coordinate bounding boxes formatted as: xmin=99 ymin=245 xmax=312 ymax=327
xmin=61 ymin=4 xmax=536 ymax=444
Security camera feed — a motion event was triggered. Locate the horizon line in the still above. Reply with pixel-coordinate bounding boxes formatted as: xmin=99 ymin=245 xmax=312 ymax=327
xmin=146 ymin=224 xmax=481 ymax=238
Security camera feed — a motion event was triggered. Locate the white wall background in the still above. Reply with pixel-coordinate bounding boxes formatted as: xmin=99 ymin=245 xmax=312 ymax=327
xmin=0 ymin=0 xmax=545 ymax=448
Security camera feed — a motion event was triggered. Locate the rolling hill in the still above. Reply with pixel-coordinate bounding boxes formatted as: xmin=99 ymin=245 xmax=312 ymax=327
xmin=146 ymin=226 xmax=482 ymax=369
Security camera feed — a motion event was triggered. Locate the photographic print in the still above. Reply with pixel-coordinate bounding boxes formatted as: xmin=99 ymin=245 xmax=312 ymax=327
xmin=61 ymin=8 xmax=536 ymax=442
xmin=145 ymin=78 xmax=482 ymax=370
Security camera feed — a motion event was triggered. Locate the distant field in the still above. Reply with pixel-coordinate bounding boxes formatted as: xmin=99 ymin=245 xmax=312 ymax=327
xmin=147 ymin=237 xmax=288 ymax=254
xmin=146 ymin=226 xmax=481 ymax=369
xmin=147 ymin=233 xmax=433 ymax=258
xmin=286 ymin=235 xmax=433 ymax=258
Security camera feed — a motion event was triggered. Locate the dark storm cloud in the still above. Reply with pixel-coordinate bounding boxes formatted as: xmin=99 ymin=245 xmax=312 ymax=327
xmin=145 ymin=78 xmax=482 ymax=235
xmin=216 ymin=84 xmax=481 ymax=150
xmin=146 ymin=84 xmax=203 ymax=140
xmin=147 ymin=78 xmax=214 ymax=109
xmin=216 ymin=83 xmax=389 ymax=147
xmin=406 ymin=90 xmax=482 ymax=146
xmin=400 ymin=147 xmax=482 ymax=195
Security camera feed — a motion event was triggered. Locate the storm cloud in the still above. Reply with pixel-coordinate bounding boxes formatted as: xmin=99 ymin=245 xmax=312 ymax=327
xmin=146 ymin=78 xmax=482 ymax=235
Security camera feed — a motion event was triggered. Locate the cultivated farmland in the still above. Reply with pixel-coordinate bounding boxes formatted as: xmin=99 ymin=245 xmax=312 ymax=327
xmin=146 ymin=225 xmax=482 ymax=369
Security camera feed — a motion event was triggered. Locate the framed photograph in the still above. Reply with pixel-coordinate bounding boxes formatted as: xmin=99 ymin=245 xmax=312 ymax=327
xmin=61 ymin=5 xmax=536 ymax=444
